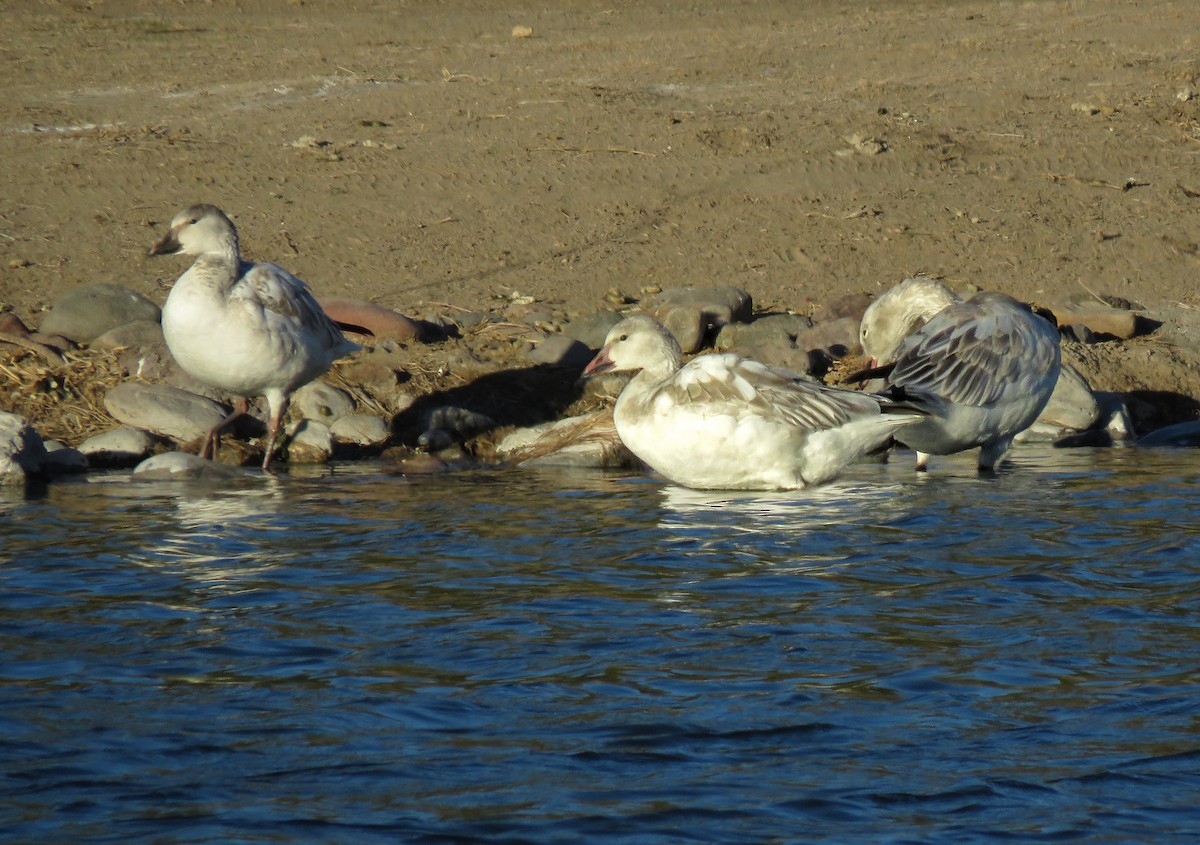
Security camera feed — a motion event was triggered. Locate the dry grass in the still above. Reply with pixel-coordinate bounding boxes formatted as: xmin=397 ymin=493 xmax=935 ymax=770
xmin=0 ymin=346 xmax=125 ymax=444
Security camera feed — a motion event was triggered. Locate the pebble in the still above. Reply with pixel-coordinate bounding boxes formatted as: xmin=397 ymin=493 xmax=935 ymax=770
xmin=293 ymin=381 xmax=355 ymax=424
xmin=104 ymin=382 xmax=229 ymax=444
xmin=286 ymin=419 xmax=333 ymax=463
xmin=0 ymin=411 xmax=47 ymax=485
xmin=1045 ymin=301 xmax=1143 ymax=340
xmin=90 ymin=320 xmax=165 ymax=351
xmin=563 ymin=310 xmax=624 ymax=350
xmin=43 ymin=444 xmax=89 ymax=474
xmin=1017 ymin=363 xmax=1102 ymax=441
xmin=40 ymin=284 xmax=161 ymax=344
xmin=1136 ymin=420 xmax=1200 ymax=448
xmin=527 ymin=334 xmax=594 ymax=367
xmin=318 ymin=297 xmax=422 ymax=342
xmin=132 ymin=451 xmax=248 ymax=482
xmin=77 ymin=426 xmax=159 ymax=468
xmin=330 ymin=414 xmax=390 ymax=446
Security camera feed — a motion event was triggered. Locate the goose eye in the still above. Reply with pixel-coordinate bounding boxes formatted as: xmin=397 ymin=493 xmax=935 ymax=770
xmin=618 ymin=334 xmax=628 ymax=342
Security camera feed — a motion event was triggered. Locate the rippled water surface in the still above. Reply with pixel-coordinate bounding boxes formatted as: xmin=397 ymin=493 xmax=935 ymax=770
xmin=4 ymin=446 xmax=1200 ymax=843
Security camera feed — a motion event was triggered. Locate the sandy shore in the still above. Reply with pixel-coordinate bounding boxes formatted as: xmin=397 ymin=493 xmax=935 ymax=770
xmin=2 ymin=0 xmax=1199 ymax=444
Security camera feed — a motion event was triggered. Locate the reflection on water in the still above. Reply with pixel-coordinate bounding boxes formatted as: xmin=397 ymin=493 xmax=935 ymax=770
xmin=2 ymin=446 xmax=1200 ymax=842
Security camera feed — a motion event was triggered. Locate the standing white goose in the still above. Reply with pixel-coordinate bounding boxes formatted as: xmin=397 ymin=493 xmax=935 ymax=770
xmin=149 ymin=204 xmax=360 ymax=469
xmin=581 ymin=316 xmax=922 ymax=490
xmin=851 ymin=279 xmax=1061 ymax=472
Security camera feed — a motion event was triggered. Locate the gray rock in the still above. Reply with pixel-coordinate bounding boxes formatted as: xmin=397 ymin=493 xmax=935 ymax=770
xmin=811 ymin=292 xmax=873 ymax=324
xmin=117 ymin=343 xmax=179 ymax=382
xmin=424 ymin=406 xmax=495 ymax=440
xmin=78 ymin=426 xmax=158 ymax=468
xmin=44 ymin=447 xmax=89 ymax=474
xmin=659 ymin=306 xmax=708 ymax=354
xmin=0 ymin=412 xmax=47 ymax=485
xmin=132 ymin=451 xmax=247 ymax=481
xmin=280 ymin=419 xmax=333 ymax=465
xmin=1096 ymin=392 xmax=1135 ymax=441
xmin=104 ymin=382 xmax=228 ymax=444
xmin=714 ymin=313 xmax=833 ymax=375
xmin=1017 ymin=364 xmax=1102 ymax=442
xmin=417 ymin=428 xmax=456 ymax=452
xmin=41 ymin=284 xmax=161 ymax=344
xmin=330 ymin=414 xmax=390 ymax=446
xmin=527 ymin=334 xmax=594 ymax=367
xmin=645 ymin=286 xmax=754 ymax=354
xmin=645 ymin=285 xmax=753 ymax=323
xmin=90 ymin=320 xmax=165 ymax=351
xmin=293 ymin=381 xmax=354 ymax=424
xmin=793 ymin=316 xmax=861 ymax=358
xmin=1137 ymin=421 xmax=1200 ymax=448
xmin=715 ymin=314 xmax=814 ymax=353
xmin=564 ymin=310 xmax=624 ymax=349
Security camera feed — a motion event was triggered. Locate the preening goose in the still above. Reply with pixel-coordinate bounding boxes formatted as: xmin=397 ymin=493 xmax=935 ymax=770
xmin=851 ymin=282 xmax=1061 ymax=472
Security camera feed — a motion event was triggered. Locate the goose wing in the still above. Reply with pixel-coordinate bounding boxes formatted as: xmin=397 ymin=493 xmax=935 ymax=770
xmin=654 ymin=354 xmax=885 ymax=432
xmin=231 ymin=261 xmax=351 ymax=352
xmin=887 ymin=296 xmax=1059 ymax=407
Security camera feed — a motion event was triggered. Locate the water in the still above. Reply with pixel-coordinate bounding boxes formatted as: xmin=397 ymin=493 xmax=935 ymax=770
xmin=3 ymin=446 xmax=1200 ymax=843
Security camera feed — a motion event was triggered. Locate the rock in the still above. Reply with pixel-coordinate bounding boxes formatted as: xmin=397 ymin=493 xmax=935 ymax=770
xmin=793 ymin=316 xmax=861 ymax=358
xmin=0 ymin=312 xmax=33 ymax=337
xmin=338 ymin=358 xmax=401 ymax=398
xmin=285 ymin=419 xmax=333 ymax=463
xmin=117 ymin=343 xmax=178 ymax=382
xmin=644 ymin=286 xmax=753 ymax=353
xmin=563 ymin=310 xmax=624 ymax=349
xmin=318 ymin=297 xmax=422 ymax=342
xmin=382 ymin=452 xmax=450 ymax=475
xmin=564 ymin=309 xmax=628 ymax=350
xmin=659 ymin=306 xmax=708 ymax=354
xmin=1137 ymin=421 xmax=1200 ymax=448
xmin=527 ymin=334 xmax=594 ymax=367
xmin=1096 ymin=392 xmax=1135 ymax=441
xmin=90 ymin=320 xmax=165 ymax=351
xmin=132 ymin=451 xmax=248 ymax=481
xmin=104 ymin=382 xmax=229 ymax=444
xmin=1044 ymin=301 xmax=1145 ymax=340
xmin=714 ymin=313 xmax=843 ymax=375
xmin=330 ymin=414 xmax=390 ymax=446
xmin=40 ymin=284 xmax=161 ymax=344
xmin=43 ymin=445 xmax=89 ymax=474
xmin=0 ymin=412 xmax=47 ymax=485
xmin=811 ymin=292 xmax=873 ymax=324
xmin=424 ymin=406 xmax=495 ymax=441
xmin=293 ymin=381 xmax=354 ymax=424
xmin=417 ymin=428 xmax=456 ymax=452
xmin=1036 ymin=363 xmax=1101 ymax=433
xmin=1054 ymin=429 xmax=1114 ymax=448
xmin=78 ymin=426 xmax=159 ymax=468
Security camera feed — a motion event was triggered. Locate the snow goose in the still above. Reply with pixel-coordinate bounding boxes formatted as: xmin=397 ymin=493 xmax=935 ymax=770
xmin=581 ymin=316 xmax=922 ymax=490
xmin=149 ymin=204 xmax=360 ymax=469
xmin=851 ymin=284 xmax=1061 ymax=472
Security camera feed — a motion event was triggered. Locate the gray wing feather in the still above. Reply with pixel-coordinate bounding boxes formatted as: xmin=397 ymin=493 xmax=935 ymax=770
xmin=656 ymin=355 xmax=884 ymax=433
xmin=232 ymin=261 xmax=350 ymax=352
xmin=887 ymin=295 xmax=1059 ymax=406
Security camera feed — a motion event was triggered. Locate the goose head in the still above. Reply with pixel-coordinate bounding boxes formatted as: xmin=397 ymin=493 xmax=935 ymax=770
xmin=859 ymin=275 xmax=960 ymax=365
xmin=149 ymin=204 xmax=239 ymax=259
xmin=582 ymin=315 xmax=683 ymax=380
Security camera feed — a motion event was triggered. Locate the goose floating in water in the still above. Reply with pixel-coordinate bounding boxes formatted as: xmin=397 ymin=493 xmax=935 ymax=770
xmin=149 ymin=204 xmax=360 ymax=469
xmin=850 ymin=277 xmax=1061 ymax=472
xmin=582 ymin=315 xmax=922 ymax=490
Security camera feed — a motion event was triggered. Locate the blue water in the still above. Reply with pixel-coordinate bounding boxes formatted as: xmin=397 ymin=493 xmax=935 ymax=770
xmin=3 ymin=446 xmax=1200 ymax=843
